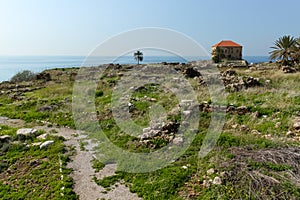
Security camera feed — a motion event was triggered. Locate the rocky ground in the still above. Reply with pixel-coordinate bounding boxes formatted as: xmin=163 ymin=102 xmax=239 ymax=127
xmin=0 ymin=61 xmax=300 ymax=199
xmin=0 ymin=116 xmax=141 ymax=200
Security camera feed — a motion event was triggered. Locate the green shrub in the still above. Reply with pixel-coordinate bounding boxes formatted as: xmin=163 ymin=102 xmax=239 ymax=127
xmin=92 ymin=158 xmax=105 ymax=172
xmin=11 ymin=70 xmax=36 ymax=82
xmin=95 ymin=90 xmax=104 ymax=97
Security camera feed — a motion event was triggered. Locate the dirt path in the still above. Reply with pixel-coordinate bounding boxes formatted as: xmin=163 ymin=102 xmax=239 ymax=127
xmin=0 ymin=117 xmax=142 ymax=200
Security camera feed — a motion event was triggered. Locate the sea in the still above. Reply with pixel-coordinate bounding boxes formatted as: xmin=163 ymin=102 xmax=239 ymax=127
xmin=0 ymin=55 xmax=269 ymax=82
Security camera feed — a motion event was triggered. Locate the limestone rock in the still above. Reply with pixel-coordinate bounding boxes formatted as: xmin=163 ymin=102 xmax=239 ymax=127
xmin=37 ymin=133 xmax=49 ymax=140
xmin=286 ymin=131 xmax=294 ymax=137
xmin=231 ymin=124 xmax=239 ymax=129
xmin=226 ymin=105 xmax=236 ymax=113
xmin=224 ymin=69 xmax=237 ymax=76
xmin=282 ymin=66 xmax=297 ymax=73
xmin=202 ymin=180 xmax=209 ymax=187
xmin=251 ymin=111 xmax=260 ymax=119
xmin=182 ymin=110 xmax=191 ymax=116
xmin=139 ymin=130 xmax=159 ymax=140
xmin=251 ymin=130 xmax=261 ymax=135
xmin=212 ymin=176 xmax=222 ymax=185
xmin=275 ymin=122 xmax=281 ymax=128
xmin=220 ymin=172 xmax=227 ymax=177
xmin=0 ymin=135 xmax=11 ymax=141
xmin=40 ymin=140 xmax=54 ymax=149
xmin=293 ymin=121 xmax=300 ymax=130
xmin=37 ymin=105 xmax=54 ymax=112
xmin=236 ymin=106 xmax=248 ymax=115
xmin=240 ymin=125 xmax=248 ymax=131
xmin=173 ymin=136 xmax=184 ymax=145
xmin=31 ymin=142 xmax=42 ymax=146
xmin=207 ymin=168 xmax=215 ymax=175
xmin=17 ymin=128 xmax=38 ymax=136
xmin=36 ymin=72 xmax=51 ymax=81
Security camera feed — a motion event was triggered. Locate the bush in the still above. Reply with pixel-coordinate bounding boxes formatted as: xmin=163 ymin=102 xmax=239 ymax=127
xmin=95 ymin=90 xmax=104 ymax=97
xmin=11 ymin=70 xmax=36 ymax=82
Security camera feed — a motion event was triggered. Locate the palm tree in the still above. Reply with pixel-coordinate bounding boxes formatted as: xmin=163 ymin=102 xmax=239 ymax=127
xmin=134 ymin=50 xmax=143 ymax=65
xmin=269 ymin=35 xmax=297 ymax=65
xmin=291 ymin=37 xmax=300 ymax=64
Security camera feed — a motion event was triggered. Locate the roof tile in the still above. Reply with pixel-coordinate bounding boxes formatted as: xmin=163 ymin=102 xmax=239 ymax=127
xmin=212 ymin=40 xmax=242 ymax=47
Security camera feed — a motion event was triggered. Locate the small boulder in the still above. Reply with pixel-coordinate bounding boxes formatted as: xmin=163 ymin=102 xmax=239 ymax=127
xmin=282 ymin=66 xmax=297 ymax=73
xmin=236 ymin=106 xmax=248 ymax=115
xmin=183 ymin=67 xmax=201 ymax=78
xmin=36 ymin=72 xmax=51 ymax=81
xmin=202 ymin=179 xmax=210 ymax=188
xmin=142 ymin=127 xmax=151 ymax=133
xmin=207 ymin=168 xmax=215 ymax=175
xmin=226 ymin=105 xmax=236 ymax=113
xmin=240 ymin=124 xmax=248 ymax=131
xmin=139 ymin=130 xmax=159 ymax=140
xmin=293 ymin=121 xmax=300 ymax=130
xmin=31 ymin=142 xmax=42 ymax=146
xmin=224 ymin=69 xmax=237 ymax=76
xmin=212 ymin=176 xmax=222 ymax=185
xmin=275 ymin=122 xmax=281 ymax=128
xmin=251 ymin=130 xmax=261 ymax=135
xmin=220 ymin=172 xmax=227 ymax=177
xmin=37 ymin=105 xmax=54 ymax=112
xmin=251 ymin=111 xmax=260 ymax=119
xmin=29 ymin=159 xmax=39 ymax=166
xmin=173 ymin=136 xmax=184 ymax=145
xmin=231 ymin=124 xmax=239 ymax=129
xmin=0 ymin=135 xmax=11 ymax=141
xmin=17 ymin=128 xmax=38 ymax=137
xmin=286 ymin=131 xmax=294 ymax=137
xmin=182 ymin=110 xmax=191 ymax=116
xmin=40 ymin=140 xmax=54 ymax=149
xmin=37 ymin=133 xmax=48 ymax=140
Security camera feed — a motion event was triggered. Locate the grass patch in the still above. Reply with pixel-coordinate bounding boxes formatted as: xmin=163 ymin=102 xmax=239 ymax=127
xmin=0 ymin=125 xmax=78 ymax=199
xmin=92 ymin=158 xmax=105 ymax=173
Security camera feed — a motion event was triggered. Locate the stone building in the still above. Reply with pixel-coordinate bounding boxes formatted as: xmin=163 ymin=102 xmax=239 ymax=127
xmin=212 ymin=40 xmax=243 ymax=61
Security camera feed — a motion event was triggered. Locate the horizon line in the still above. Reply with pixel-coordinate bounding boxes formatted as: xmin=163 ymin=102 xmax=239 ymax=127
xmin=0 ymin=54 xmax=270 ymax=57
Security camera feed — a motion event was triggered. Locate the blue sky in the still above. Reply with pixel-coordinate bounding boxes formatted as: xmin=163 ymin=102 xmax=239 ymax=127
xmin=0 ymin=0 xmax=300 ymax=56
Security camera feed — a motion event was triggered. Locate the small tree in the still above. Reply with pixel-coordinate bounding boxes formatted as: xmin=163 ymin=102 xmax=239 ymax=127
xmin=11 ymin=70 xmax=36 ymax=82
xmin=212 ymin=47 xmax=222 ymax=63
xmin=134 ymin=50 xmax=143 ymax=65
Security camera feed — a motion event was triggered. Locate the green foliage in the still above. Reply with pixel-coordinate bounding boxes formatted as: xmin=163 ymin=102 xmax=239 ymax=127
xmin=212 ymin=46 xmax=221 ymax=63
xmin=94 ymin=174 xmax=123 ymax=188
xmin=92 ymin=158 xmax=105 ymax=172
xmin=10 ymin=70 xmax=36 ymax=82
xmin=95 ymin=90 xmax=104 ymax=97
xmin=269 ymin=35 xmax=300 ymax=66
xmin=248 ymin=160 xmax=292 ymax=171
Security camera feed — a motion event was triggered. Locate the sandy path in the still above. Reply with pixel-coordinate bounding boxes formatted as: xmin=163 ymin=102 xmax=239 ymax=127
xmin=0 ymin=117 xmax=142 ymax=200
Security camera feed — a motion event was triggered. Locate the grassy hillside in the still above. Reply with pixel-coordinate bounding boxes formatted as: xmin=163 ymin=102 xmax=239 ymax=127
xmin=0 ymin=63 xmax=299 ymax=199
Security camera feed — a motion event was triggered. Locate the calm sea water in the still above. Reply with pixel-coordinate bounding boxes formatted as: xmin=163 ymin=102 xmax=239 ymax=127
xmin=0 ymin=55 xmax=269 ymax=82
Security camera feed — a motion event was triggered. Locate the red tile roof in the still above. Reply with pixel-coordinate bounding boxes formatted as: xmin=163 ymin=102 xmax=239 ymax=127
xmin=212 ymin=40 xmax=242 ymax=47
